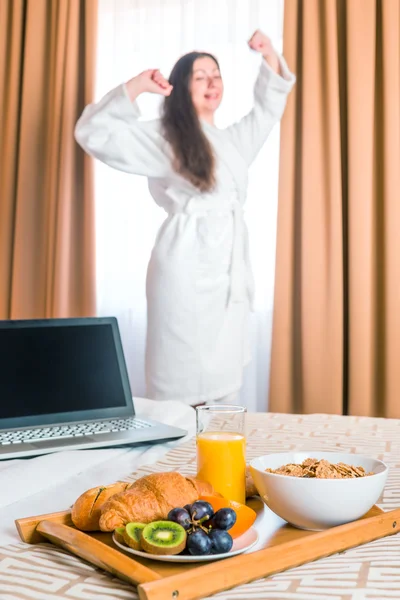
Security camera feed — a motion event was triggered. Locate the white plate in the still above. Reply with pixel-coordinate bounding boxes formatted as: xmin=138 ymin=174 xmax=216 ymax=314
xmin=112 ymin=526 xmax=259 ymax=563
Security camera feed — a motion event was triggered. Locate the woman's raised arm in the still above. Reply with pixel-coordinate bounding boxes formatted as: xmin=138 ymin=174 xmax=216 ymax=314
xmin=75 ymin=70 xmax=173 ymax=178
xmin=225 ymin=31 xmax=296 ymax=166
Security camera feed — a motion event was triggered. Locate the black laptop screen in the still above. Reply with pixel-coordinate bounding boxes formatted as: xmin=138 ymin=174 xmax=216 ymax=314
xmin=0 ymin=318 xmax=134 ymax=427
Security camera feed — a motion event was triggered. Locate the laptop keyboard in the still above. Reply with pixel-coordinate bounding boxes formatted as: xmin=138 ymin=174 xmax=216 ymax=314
xmin=0 ymin=417 xmax=153 ymax=445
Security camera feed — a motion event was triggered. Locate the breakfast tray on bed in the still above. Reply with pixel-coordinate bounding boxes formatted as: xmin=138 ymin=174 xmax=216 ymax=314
xmin=15 ymin=499 xmax=400 ymax=600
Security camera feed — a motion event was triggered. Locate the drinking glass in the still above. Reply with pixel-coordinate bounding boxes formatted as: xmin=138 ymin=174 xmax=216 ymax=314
xmin=196 ymin=405 xmax=246 ymax=503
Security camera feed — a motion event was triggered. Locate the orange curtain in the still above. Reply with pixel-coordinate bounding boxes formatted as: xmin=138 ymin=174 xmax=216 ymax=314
xmin=0 ymin=0 xmax=97 ymax=319
xmin=270 ymin=0 xmax=400 ymax=417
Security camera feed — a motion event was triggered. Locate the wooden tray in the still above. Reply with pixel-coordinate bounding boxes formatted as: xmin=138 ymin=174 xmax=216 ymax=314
xmin=15 ymin=500 xmax=400 ymax=600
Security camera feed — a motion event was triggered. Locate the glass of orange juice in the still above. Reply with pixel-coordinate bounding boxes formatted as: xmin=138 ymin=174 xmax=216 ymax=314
xmin=196 ymin=405 xmax=246 ymax=504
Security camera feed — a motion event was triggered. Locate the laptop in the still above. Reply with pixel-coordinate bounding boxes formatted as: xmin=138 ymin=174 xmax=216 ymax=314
xmin=0 ymin=317 xmax=187 ymax=460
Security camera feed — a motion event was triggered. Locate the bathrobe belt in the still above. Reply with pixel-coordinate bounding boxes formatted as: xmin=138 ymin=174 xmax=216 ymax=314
xmin=169 ymin=195 xmax=247 ymax=306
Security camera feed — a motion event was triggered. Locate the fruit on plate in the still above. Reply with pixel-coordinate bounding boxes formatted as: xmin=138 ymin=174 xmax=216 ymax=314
xmin=167 ymin=507 xmax=192 ymax=530
xmin=114 ymin=526 xmax=126 ymax=545
xmin=188 ymin=500 xmax=214 ymax=522
xmin=199 ymin=495 xmax=257 ymax=538
xmin=116 ymin=502 xmax=240 ymax=557
xmin=166 ymin=501 xmax=235 ymax=556
xmin=186 ymin=529 xmax=212 ymax=555
xmin=141 ymin=521 xmax=187 ymax=555
xmin=123 ymin=522 xmax=146 ymax=550
xmin=208 ymin=529 xmax=233 ymax=554
xmin=208 ymin=507 xmax=237 ymax=531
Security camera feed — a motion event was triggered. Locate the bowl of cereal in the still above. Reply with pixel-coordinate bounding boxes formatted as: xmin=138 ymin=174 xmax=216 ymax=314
xmin=249 ymin=451 xmax=388 ymax=530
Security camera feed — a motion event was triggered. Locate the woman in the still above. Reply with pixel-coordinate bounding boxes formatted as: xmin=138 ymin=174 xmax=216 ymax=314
xmin=75 ymin=30 xmax=295 ymax=406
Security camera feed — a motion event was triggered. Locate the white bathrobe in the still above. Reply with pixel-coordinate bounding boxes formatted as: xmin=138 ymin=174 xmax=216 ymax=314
xmin=75 ymin=56 xmax=295 ymax=405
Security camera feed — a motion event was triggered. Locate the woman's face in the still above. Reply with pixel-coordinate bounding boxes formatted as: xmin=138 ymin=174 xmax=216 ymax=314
xmin=190 ymin=57 xmax=223 ymax=119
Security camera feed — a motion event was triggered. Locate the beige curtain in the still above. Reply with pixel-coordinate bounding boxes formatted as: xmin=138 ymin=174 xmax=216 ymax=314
xmin=270 ymin=0 xmax=400 ymax=417
xmin=0 ymin=0 xmax=97 ymax=319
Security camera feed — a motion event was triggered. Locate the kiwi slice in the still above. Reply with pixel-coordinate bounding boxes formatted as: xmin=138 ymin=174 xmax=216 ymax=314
xmin=123 ymin=522 xmax=146 ymax=550
xmin=114 ymin=526 xmax=126 ymax=545
xmin=141 ymin=521 xmax=187 ymax=555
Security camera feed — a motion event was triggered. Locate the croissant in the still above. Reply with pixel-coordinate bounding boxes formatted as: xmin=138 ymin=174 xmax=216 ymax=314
xmin=99 ymin=472 xmax=216 ymax=531
xmin=71 ymin=481 xmax=132 ymax=531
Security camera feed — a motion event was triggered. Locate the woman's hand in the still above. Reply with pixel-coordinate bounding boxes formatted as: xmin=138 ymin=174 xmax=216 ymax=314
xmin=248 ymin=30 xmax=281 ymax=75
xmin=125 ymin=69 xmax=173 ymax=101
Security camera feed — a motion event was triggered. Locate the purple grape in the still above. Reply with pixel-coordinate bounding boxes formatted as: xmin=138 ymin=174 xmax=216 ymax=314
xmin=167 ymin=507 xmax=191 ymax=530
xmin=189 ymin=501 xmax=214 ymax=522
xmin=208 ymin=529 xmax=233 ymax=554
xmin=209 ymin=508 xmax=237 ymax=531
xmin=187 ymin=529 xmax=212 ymax=555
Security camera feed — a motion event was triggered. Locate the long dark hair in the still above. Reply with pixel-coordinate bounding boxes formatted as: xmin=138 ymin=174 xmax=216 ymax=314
xmin=161 ymin=52 xmax=220 ymax=193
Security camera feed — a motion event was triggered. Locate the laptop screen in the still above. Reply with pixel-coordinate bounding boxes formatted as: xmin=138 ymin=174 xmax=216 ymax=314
xmin=0 ymin=318 xmax=135 ymax=430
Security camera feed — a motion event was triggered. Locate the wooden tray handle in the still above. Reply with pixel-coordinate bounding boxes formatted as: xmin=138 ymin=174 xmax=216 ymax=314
xmin=16 ymin=510 xmax=72 ymax=544
xmin=36 ymin=520 xmax=161 ymax=586
xmin=137 ymin=507 xmax=400 ymax=600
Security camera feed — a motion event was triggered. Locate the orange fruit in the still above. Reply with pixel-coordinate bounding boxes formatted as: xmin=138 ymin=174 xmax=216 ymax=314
xmin=199 ymin=495 xmax=257 ymax=539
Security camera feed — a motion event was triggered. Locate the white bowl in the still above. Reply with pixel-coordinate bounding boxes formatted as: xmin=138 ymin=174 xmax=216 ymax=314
xmin=249 ymin=451 xmax=388 ymax=531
